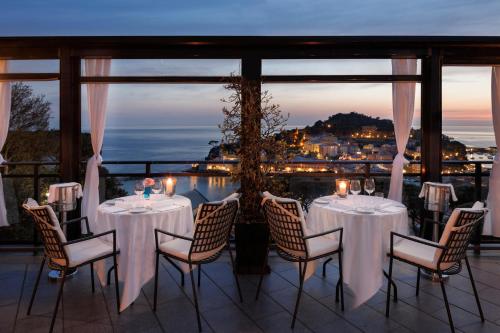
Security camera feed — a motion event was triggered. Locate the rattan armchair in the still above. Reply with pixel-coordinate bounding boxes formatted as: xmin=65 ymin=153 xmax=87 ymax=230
xmin=153 ymin=198 xmax=242 ymax=332
xmin=256 ymin=195 xmax=344 ymax=329
xmin=386 ymin=208 xmax=486 ymax=333
xmin=23 ymin=199 xmax=120 ymax=333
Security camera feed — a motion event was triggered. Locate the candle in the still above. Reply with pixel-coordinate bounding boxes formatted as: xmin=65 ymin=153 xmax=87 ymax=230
xmin=339 ymin=181 xmax=347 ymax=195
xmin=163 ymin=177 xmax=177 ymax=197
xmin=165 ymin=178 xmax=174 ymax=194
xmin=335 ymin=179 xmax=349 ymax=198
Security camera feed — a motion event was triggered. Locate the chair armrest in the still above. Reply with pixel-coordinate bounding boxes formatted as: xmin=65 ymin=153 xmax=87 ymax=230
xmin=62 ymin=230 xmax=116 ymax=248
xmin=303 ymin=227 xmax=343 ymax=240
xmin=61 ymin=216 xmax=91 ymax=234
xmin=154 ymin=228 xmax=193 ymax=252
xmin=390 ymin=232 xmax=447 ymax=251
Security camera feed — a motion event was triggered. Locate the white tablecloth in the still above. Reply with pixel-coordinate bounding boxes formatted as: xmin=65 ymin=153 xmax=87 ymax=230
xmin=95 ymin=195 xmax=193 ymax=311
xmin=306 ymin=195 xmax=409 ymax=308
xmin=47 ymin=182 xmax=83 ymax=203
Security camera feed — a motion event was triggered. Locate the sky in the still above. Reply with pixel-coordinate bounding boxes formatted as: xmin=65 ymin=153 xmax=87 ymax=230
xmin=1 ymin=0 xmax=499 ymax=130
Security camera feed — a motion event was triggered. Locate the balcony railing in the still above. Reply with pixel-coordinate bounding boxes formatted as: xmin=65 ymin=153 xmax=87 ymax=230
xmin=0 ymin=159 xmax=493 ymax=203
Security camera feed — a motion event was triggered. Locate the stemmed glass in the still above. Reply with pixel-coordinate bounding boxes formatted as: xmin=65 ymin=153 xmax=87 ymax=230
xmin=134 ymin=181 xmax=145 ymax=200
xmin=364 ymin=178 xmax=375 ymax=196
xmin=350 ymin=179 xmax=361 ymax=195
xmin=152 ymin=179 xmax=162 ymax=199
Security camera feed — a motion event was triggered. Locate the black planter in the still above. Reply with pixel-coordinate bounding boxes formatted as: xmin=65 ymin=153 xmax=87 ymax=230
xmin=235 ymin=222 xmax=270 ymax=274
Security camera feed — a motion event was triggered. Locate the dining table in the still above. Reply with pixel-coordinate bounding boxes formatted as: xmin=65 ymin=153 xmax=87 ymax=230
xmin=306 ymin=194 xmax=409 ymax=308
xmin=94 ymin=194 xmax=194 ymax=311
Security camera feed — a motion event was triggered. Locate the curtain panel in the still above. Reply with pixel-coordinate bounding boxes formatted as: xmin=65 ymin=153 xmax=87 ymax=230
xmin=388 ymin=59 xmax=417 ymax=202
xmin=81 ymin=59 xmax=111 ymax=227
xmin=485 ymin=66 xmax=500 ymax=236
xmin=0 ymin=60 xmax=11 ymax=227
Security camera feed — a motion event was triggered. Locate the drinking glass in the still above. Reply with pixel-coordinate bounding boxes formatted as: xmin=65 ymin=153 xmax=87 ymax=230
xmin=374 ymin=192 xmax=385 ymax=198
xmin=350 ymin=179 xmax=361 ymax=195
xmin=364 ymin=178 xmax=375 ymax=196
xmin=152 ymin=180 xmax=162 ymax=196
xmin=134 ymin=181 xmax=145 ymax=200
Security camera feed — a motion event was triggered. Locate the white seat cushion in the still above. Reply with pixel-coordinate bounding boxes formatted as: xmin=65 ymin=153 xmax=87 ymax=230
xmin=52 ymin=238 xmax=115 ymax=268
xmin=393 ymin=236 xmax=453 ymax=271
xmin=159 ymin=237 xmax=225 ymax=262
xmin=307 ymin=236 xmax=339 ymax=258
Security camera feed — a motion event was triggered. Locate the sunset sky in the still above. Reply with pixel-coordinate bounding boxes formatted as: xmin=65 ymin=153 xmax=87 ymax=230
xmin=1 ymin=1 xmax=498 ymax=130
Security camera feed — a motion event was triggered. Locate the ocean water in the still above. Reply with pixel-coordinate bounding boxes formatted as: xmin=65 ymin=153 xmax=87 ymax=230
xmin=102 ymin=126 xmax=238 ymax=200
xmin=100 ymin=125 xmax=496 ymax=200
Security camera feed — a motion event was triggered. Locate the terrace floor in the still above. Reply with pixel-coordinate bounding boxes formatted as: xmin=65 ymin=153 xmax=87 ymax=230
xmin=1 ymin=250 xmax=500 ymax=333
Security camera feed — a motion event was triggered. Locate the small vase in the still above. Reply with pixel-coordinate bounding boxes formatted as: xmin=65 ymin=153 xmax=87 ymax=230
xmin=144 ymin=186 xmax=152 ymax=199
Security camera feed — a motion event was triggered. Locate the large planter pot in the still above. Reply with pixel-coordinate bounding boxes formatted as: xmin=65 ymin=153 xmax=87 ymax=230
xmin=235 ymin=222 xmax=270 ymax=275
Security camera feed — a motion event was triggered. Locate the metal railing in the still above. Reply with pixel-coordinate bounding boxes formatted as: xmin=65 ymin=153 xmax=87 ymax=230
xmin=0 ymin=159 xmax=494 ymax=203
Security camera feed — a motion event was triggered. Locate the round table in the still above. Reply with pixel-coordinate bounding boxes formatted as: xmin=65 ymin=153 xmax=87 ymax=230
xmin=306 ymin=194 xmax=409 ymax=308
xmin=94 ymin=195 xmax=193 ymax=311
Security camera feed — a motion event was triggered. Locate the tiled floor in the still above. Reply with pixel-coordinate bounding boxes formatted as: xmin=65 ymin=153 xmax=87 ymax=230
xmin=1 ymin=250 xmax=500 ymax=333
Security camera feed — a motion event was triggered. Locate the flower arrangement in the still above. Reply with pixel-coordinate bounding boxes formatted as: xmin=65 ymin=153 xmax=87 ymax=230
xmin=143 ymin=178 xmax=155 ymax=199
xmin=143 ymin=178 xmax=155 ymax=186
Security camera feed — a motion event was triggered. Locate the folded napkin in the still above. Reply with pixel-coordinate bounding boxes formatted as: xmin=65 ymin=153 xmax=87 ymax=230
xmin=105 ymin=205 xmax=128 ymax=214
xmin=418 ymin=182 xmax=458 ymax=201
xmin=155 ymin=205 xmax=181 ymax=212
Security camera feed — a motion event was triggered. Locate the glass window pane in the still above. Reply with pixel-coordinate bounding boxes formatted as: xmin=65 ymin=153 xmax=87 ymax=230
xmin=7 ymin=60 xmax=59 ymax=73
xmin=81 ymin=59 xmax=240 ymax=76
xmin=263 ymin=59 xmax=421 ymax=75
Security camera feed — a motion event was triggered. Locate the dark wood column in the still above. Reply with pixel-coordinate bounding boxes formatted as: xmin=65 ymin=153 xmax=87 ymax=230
xmin=235 ymin=57 xmax=270 ymax=274
xmin=421 ymin=52 xmax=443 ymax=183
xmin=59 ymin=49 xmax=81 ymax=238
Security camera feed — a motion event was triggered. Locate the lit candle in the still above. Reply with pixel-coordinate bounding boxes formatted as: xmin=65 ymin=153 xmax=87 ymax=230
xmin=339 ymin=181 xmax=347 ymax=196
xmin=165 ymin=178 xmax=174 ymax=194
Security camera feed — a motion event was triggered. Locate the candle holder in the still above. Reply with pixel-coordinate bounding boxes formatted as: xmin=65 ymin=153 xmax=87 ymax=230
xmin=335 ymin=179 xmax=350 ymax=199
xmin=162 ymin=177 xmax=177 ymax=198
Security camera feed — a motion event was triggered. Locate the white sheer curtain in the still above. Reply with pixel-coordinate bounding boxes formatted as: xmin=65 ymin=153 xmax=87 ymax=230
xmin=388 ymin=59 xmax=417 ymax=202
xmin=485 ymin=66 xmax=500 ymax=236
xmin=81 ymin=59 xmax=111 ymax=227
xmin=0 ymin=60 xmax=11 ymax=227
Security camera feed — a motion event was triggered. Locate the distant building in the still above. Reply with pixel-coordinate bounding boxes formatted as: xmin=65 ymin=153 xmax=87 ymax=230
xmin=319 ymin=144 xmax=339 ymax=157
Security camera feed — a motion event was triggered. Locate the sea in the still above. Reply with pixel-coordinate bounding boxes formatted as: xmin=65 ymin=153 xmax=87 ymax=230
xmin=101 ymin=125 xmax=497 ymax=199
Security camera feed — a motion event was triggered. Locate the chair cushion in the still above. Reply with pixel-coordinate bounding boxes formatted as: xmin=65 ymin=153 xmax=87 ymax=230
xmin=307 ymin=236 xmax=339 ymax=258
xmin=159 ymin=237 xmax=225 ymax=262
xmin=393 ymin=236 xmax=454 ymax=271
xmin=52 ymin=238 xmax=115 ymax=268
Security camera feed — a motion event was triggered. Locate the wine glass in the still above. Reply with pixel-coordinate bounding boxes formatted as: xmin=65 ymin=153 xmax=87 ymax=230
xmin=350 ymin=179 xmax=361 ymax=195
xmin=364 ymin=178 xmax=375 ymax=196
xmin=152 ymin=179 xmax=162 ymax=198
xmin=134 ymin=181 xmax=145 ymax=200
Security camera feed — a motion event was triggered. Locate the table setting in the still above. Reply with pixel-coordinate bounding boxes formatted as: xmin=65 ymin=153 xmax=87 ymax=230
xmin=94 ymin=177 xmax=194 ymax=311
xmin=306 ymin=178 xmax=409 ymax=308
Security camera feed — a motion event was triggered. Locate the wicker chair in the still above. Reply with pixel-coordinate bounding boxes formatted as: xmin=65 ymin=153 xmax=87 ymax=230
xmin=256 ymin=195 xmax=344 ymax=329
xmin=153 ymin=198 xmax=242 ymax=332
xmin=386 ymin=208 xmax=486 ymax=333
xmin=23 ymin=199 xmax=120 ymax=333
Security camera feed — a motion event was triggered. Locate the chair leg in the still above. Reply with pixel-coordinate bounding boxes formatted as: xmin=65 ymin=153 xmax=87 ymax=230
xmin=198 ymin=265 xmax=201 ymax=288
xmin=338 ymin=251 xmax=345 ymax=311
xmin=166 ymin=256 xmax=185 ymax=287
xmin=416 ymin=268 xmax=421 ymax=297
xmin=291 ymin=261 xmax=307 ymax=329
xmin=465 ymin=257 xmax=484 ymax=321
xmin=383 ymin=269 xmax=398 ymax=302
xmin=49 ymin=269 xmax=66 ymax=333
xmin=189 ymin=264 xmax=202 ymax=332
xmin=322 ymin=257 xmax=333 ymax=277
xmin=27 ymin=256 xmax=46 ymax=315
xmin=107 ymin=265 xmax=114 ymax=286
xmin=228 ymin=246 xmax=243 ymax=303
xmin=113 ymin=254 xmax=120 ymax=315
xmin=90 ymin=263 xmax=95 ymax=293
xmin=439 ymin=272 xmax=455 ymax=333
xmin=255 ymin=273 xmax=264 ymax=301
xmin=153 ymin=252 xmax=160 ymax=312
xmin=385 ymin=256 xmax=394 ymax=317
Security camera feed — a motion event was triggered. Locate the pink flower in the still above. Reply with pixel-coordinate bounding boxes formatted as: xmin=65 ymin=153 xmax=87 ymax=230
xmin=143 ymin=178 xmax=155 ymax=186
